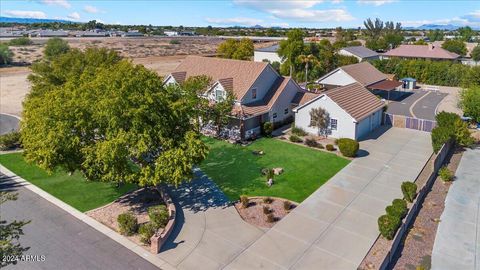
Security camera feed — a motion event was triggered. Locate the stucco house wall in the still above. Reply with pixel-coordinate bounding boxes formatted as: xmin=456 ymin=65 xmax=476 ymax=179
xmin=254 ymin=51 xmax=283 ymax=63
xmin=316 ymin=69 xmax=356 ymax=87
xmin=242 ymin=66 xmax=279 ymax=104
xmin=270 ymin=80 xmax=299 ymax=123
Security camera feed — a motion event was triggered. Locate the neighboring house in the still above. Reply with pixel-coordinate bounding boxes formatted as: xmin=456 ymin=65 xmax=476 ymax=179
xmin=381 ymin=44 xmax=460 ymax=61
xmin=316 ymin=61 xmax=402 ymax=92
xmin=30 ymin=30 xmax=69 ymax=37
xmin=253 ymin=44 xmax=283 ymax=63
xmin=293 ymin=83 xmax=385 ymax=140
xmin=122 ymin=31 xmax=144 ymax=37
xmin=164 ymin=56 xmax=302 ymax=139
xmin=338 ymin=46 xmax=379 ymax=62
xmin=164 ymin=31 xmax=178 ymax=36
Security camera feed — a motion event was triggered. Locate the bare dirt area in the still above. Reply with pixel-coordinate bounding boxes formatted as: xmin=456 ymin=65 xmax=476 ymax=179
xmin=0 ymin=66 xmax=30 ymax=116
xmin=234 ymin=197 xmax=297 ymax=229
xmin=86 ymin=187 xmax=165 ymax=248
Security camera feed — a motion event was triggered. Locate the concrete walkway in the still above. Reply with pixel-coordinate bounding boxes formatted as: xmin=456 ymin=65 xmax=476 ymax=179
xmin=224 ymin=127 xmax=432 ymax=269
xmin=0 ymin=173 xmax=159 ymax=270
xmin=431 ymin=147 xmax=480 ymax=270
xmin=157 ymin=169 xmax=265 ymax=270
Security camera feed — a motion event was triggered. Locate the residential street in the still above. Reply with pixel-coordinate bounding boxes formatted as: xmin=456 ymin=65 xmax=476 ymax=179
xmin=0 ymin=173 xmax=159 ymax=270
xmin=0 ymin=114 xmax=20 ymax=135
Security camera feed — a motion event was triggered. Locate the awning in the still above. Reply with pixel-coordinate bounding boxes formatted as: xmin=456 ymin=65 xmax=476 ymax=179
xmin=367 ymin=80 xmax=403 ymax=91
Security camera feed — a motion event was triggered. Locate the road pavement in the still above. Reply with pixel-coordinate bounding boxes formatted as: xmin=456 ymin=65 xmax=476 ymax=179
xmin=0 ymin=114 xmax=20 ymax=135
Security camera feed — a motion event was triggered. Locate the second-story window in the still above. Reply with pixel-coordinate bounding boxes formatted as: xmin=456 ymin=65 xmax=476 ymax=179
xmin=216 ymin=89 xmax=224 ymax=101
xmin=252 ymin=88 xmax=257 ymax=99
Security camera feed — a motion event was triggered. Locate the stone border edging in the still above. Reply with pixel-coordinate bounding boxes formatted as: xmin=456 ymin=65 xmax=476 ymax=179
xmin=0 ymin=164 xmax=177 ymax=270
xmin=150 ymin=186 xmax=176 ymax=254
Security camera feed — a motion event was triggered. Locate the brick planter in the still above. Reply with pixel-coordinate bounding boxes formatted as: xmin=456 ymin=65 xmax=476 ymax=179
xmin=150 ymin=187 xmax=176 ymax=254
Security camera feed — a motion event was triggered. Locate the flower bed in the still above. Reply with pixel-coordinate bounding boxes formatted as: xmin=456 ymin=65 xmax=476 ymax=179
xmin=234 ymin=196 xmax=297 ymax=228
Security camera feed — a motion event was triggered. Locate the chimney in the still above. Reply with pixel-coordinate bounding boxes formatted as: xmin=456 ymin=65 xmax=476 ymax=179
xmin=428 ymin=43 xmax=434 ymax=50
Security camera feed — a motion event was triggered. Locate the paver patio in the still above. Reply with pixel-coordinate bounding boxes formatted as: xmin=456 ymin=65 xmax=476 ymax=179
xmin=431 ymin=147 xmax=480 ymax=270
xmin=224 ymin=127 xmax=432 ymax=269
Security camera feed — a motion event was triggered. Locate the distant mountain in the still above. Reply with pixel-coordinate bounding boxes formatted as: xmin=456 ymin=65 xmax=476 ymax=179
xmin=0 ymin=17 xmax=76 ymax=24
xmin=416 ymin=24 xmax=459 ymax=30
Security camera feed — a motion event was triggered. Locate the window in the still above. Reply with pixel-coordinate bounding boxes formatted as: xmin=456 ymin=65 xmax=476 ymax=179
xmin=216 ymin=89 xmax=224 ymax=101
xmin=330 ymin=119 xmax=338 ymax=130
xmin=273 ymin=113 xmax=277 ymax=119
xmin=284 ymin=108 xmax=289 ymax=115
xmin=252 ymin=88 xmax=257 ymax=99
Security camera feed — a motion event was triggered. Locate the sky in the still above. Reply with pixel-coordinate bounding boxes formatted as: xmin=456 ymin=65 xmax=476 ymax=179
xmin=1 ymin=0 xmax=479 ymax=29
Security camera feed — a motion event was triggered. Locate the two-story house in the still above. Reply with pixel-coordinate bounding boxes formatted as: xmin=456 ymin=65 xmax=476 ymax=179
xmin=164 ymin=56 xmax=302 ymax=139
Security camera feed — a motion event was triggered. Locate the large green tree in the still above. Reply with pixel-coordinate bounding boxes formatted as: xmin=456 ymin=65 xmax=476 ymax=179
xmin=459 ymin=85 xmax=480 ymax=123
xmin=278 ymin=29 xmax=305 ymax=76
xmin=442 ymin=39 xmax=467 ymax=56
xmin=22 ymin=48 xmax=207 ymax=187
xmin=457 ymin=26 xmax=474 ymax=42
xmin=0 ymin=44 xmax=13 ymax=65
xmin=44 ymin=37 xmax=70 ymax=59
xmin=427 ymin=30 xmax=444 ymax=42
xmin=217 ymin=38 xmax=253 ymax=60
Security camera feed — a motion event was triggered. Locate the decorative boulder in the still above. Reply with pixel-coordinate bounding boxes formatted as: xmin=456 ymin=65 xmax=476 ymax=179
xmin=273 ymin=168 xmax=284 ymax=175
xmin=252 ymin=150 xmax=264 ymax=155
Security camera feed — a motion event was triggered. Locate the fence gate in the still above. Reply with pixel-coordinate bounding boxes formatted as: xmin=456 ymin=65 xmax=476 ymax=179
xmin=384 ymin=113 xmax=437 ymax=132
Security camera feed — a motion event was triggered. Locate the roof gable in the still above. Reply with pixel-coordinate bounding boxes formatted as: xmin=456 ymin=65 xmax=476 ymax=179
xmin=340 ymin=62 xmax=387 ymax=87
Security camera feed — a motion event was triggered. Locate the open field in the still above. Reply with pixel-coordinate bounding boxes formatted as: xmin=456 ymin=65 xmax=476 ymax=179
xmin=199 ymin=137 xmax=350 ymax=202
xmin=0 ymin=153 xmax=137 ymax=212
xmin=0 ymin=66 xmax=30 ymax=116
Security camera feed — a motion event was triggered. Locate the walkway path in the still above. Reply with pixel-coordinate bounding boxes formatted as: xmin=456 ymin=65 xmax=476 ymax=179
xmin=224 ymin=127 xmax=432 ymax=269
xmin=157 ymin=169 xmax=265 ymax=270
xmin=0 ymin=173 xmax=159 ymax=270
xmin=431 ymin=147 xmax=480 ymax=270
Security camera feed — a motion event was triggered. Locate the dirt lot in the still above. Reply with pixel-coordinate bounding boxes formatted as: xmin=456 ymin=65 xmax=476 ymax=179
xmin=0 ymin=66 xmax=30 ymax=116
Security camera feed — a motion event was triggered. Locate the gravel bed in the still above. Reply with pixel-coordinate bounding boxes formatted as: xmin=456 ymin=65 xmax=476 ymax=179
xmin=234 ymin=197 xmax=296 ymax=228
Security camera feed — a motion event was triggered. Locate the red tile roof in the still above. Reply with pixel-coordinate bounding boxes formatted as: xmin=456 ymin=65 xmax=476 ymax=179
xmin=382 ymin=44 xmax=460 ymax=60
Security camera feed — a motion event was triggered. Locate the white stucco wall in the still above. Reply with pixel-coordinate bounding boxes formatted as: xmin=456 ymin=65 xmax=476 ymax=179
xmin=163 ymin=75 xmax=177 ymax=86
xmin=269 ymin=79 xmax=300 ymax=123
xmin=316 ymin=69 xmax=356 ymax=87
xmin=355 ymin=109 xmax=382 ymax=139
xmin=254 ymin=51 xmax=283 ymax=63
xmin=293 ymin=95 xmax=357 ymax=139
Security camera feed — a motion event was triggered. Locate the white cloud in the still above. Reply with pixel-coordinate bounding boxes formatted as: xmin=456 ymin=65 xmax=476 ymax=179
xmin=234 ymin=0 xmax=354 ymax=23
xmin=40 ymin=0 xmax=71 ymax=8
xmin=205 ymin=17 xmax=263 ymax=26
xmin=83 ymin=5 xmax=100 ymax=14
xmin=331 ymin=0 xmax=343 ymax=3
xmin=357 ymin=0 xmax=396 ymax=6
xmin=67 ymin=12 xmax=80 ymax=20
xmin=468 ymin=10 xmax=480 ymax=19
xmin=2 ymin=10 xmax=47 ymax=19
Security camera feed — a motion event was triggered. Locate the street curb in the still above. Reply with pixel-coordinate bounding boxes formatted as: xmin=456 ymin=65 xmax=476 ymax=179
xmin=0 ymin=164 xmax=177 ymax=270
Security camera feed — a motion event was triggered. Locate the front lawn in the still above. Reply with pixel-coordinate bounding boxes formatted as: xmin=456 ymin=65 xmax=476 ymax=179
xmin=0 ymin=153 xmax=136 ymax=212
xmin=200 ymin=137 xmax=350 ymax=202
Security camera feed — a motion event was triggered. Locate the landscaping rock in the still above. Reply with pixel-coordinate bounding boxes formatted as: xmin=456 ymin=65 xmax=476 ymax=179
xmin=273 ymin=167 xmax=284 ymax=175
xmin=252 ymin=150 xmax=264 ymax=155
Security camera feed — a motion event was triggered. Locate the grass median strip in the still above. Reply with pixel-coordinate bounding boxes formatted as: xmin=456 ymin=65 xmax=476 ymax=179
xmin=0 ymin=153 xmax=136 ymax=212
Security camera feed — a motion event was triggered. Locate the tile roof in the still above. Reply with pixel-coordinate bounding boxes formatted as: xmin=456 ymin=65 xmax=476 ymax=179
xmin=325 ymin=83 xmax=385 ymax=121
xmin=340 ymin=62 xmax=388 ymax=87
xmin=292 ymin=91 xmax=321 ymax=106
xmin=172 ymin=56 xmax=269 ymax=100
xmin=367 ymin=80 xmax=403 ymax=91
xmin=218 ymin=78 xmax=234 ymax=92
xmin=382 ymin=44 xmax=460 ymax=60
xmin=341 ymin=46 xmax=379 ymax=59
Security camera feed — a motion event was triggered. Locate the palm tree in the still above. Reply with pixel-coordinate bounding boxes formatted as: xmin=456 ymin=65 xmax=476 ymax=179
xmin=297 ymin=54 xmax=318 ymax=82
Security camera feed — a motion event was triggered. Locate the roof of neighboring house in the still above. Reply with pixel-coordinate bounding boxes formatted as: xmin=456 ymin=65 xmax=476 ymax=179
xmin=294 ymin=83 xmax=385 ymax=122
xmin=382 ymin=44 xmax=460 ymax=60
xmin=171 ymin=56 xmax=269 ymax=100
xmin=292 ymin=91 xmax=321 ymax=106
xmin=367 ymin=80 xmax=403 ymax=91
xmin=340 ymin=62 xmax=387 ymax=87
xmin=255 ymin=44 xmax=279 ymax=53
xmin=341 ymin=46 xmax=379 ymax=59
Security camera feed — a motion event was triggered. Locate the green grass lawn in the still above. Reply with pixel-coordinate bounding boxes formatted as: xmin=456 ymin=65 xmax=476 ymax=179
xmin=0 ymin=153 xmax=136 ymax=212
xmin=200 ymin=137 xmax=350 ymax=203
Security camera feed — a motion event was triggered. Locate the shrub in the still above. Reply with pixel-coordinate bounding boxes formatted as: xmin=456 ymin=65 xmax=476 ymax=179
xmin=117 ymin=212 xmax=138 ymax=236
xmin=263 ymin=122 xmax=273 ymax=137
xmin=0 ymin=131 xmax=21 ymax=150
xmin=439 ymin=166 xmax=453 ymax=182
xmin=325 ymin=144 xmax=335 ymax=151
xmin=304 ymin=138 xmax=319 ymax=148
xmin=263 ymin=206 xmax=270 ymax=214
xmin=337 ymin=138 xmax=359 ymax=157
xmin=44 ymin=37 xmax=70 ymax=59
xmin=283 ymin=200 xmax=292 ymax=211
xmin=317 ymin=143 xmax=324 ymax=149
xmin=240 ymin=195 xmax=249 ymax=208
xmin=8 ymin=37 xmax=33 ymax=46
xmin=378 ymin=214 xmax=401 ymax=240
xmin=263 ymin=197 xmax=273 ymax=204
xmin=148 ymin=205 xmax=169 ymax=229
xmin=291 ymin=124 xmax=307 ymax=136
xmin=386 ymin=199 xmax=408 ymax=219
xmin=401 ymin=182 xmax=417 ymax=203
xmin=266 ymin=213 xmax=275 ymax=223
xmin=169 ymin=39 xmax=181 ymax=44
xmin=138 ymin=222 xmax=156 ymax=244
xmin=431 ymin=126 xmax=453 ymax=153
xmin=289 ymin=134 xmax=303 ymax=143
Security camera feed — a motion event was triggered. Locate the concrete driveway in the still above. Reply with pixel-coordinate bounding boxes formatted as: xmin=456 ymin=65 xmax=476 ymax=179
xmin=224 ymin=127 xmax=432 ymax=269
xmin=0 ymin=173 xmax=158 ymax=270
xmin=386 ymin=90 xmax=447 ymax=121
xmin=431 ymin=147 xmax=480 ymax=270
xmin=0 ymin=113 xmax=20 ymax=135
xmin=157 ymin=170 xmax=264 ymax=270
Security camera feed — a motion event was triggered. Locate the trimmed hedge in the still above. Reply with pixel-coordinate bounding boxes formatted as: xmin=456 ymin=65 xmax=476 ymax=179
xmin=148 ymin=205 xmax=169 ymax=229
xmin=289 ymin=134 xmax=303 ymax=143
xmin=386 ymin=199 xmax=408 ymax=219
xmin=401 ymin=182 xmax=417 ymax=203
xmin=138 ymin=222 xmax=156 ymax=244
xmin=325 ymin=144 xmax=335 ymax=151
xmin=117 ymin=212 xmax=138 ymax=236
xmin=337 ymin=138 xmax=359 ymax=157
xmin=378 ymin=214 xmax=401 ymax=240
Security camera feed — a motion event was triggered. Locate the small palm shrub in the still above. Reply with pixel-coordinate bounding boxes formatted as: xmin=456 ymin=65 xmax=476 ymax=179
xmin=117 ymin=212 xmax=138 ymax=236
xmin=304 ymin=138 xmax=319 ymax=148
xmin=240 ymin=195 xmax=249 ymax=208
xmin=337 ymin=138 xmax=359 ymax=157
xmin=263 ymin=197 xmax=273 ymax=204
xmin=266 ymin=213 xmax=275 ymax=223
xmin=283 ymin=200 xmax=292 ymax=211
xmin=291 ymin=125 xmax=307 ymax=136
xmin=289 ymin=134 xmax=303 ymax=143
xmin=438 ymin=166 xmax=453 ymax=182
xmin=325 ymin=144 xmax=335 ymax=151
xmin=386 ymin=199 xmax=408 ymax=219
xmin=378 ymin=214 xmax=401 ymax=240
xmin=138 ymin=222 xmax=156 ymax=244
xmin=401 ymin=182 xmax=417 ymax=203
xmin=148 ymin=205 xmax=169 ymax=229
